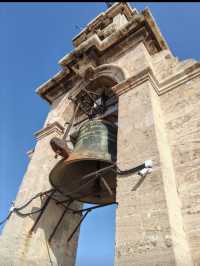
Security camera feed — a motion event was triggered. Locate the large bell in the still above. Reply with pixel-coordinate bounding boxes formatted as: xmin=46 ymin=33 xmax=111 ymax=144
xmin=49 ymin=119 xmax=117 ymax=204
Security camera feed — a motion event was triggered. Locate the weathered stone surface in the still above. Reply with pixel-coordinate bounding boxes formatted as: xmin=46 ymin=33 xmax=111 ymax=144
xmin=115 ymin=80 xmax=193 ymax=266
xmin=0 ymin=98 xmax=82 ymax=266
xmin=161 ymin=76 xmax=200 ymax=265
xmin=1 ymin=2 xmax=200 ymax=266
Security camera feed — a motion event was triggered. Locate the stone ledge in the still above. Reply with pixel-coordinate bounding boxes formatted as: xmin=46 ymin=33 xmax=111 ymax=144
xmin=59 ymin=9 xmax=168 ymax=67
xmin=72 ymin=2 xmax=136 ymax=48
xmin=35 ymin=70 xmax=70 ymax=104
xmin=113 ymin=62 xmax=200 ymax=96
xmin=34 ymin=122 xmax=64 ymax=141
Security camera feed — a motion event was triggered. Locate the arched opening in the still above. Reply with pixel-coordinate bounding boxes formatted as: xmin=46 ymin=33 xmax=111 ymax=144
xmin=67 ymin=66 xmax=123 ymax=266
xmin=66 ymin=73 xmax=119 ymax=204
xmin=53 ymin=64 xmax=126 ymax=265
xmin=68 ymin=63 xmax=125 ymax=127
xmin=75 ymin=203 xmax=117 ymax=266
xmin=73 ymin=75 xmax=118 ymax=125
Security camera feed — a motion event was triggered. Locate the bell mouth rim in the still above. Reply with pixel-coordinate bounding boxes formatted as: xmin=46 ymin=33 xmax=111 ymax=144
xmin=49 ymin=157 xmax=116 ymax=204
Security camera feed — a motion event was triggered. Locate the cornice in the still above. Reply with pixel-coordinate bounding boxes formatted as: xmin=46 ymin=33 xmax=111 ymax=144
xmin=34 ymin=122 xmax=64 ymax=141
xmin=36 ymin=70 xmax=71 ymax=104
xmin=59 ymin=11 xmax=168 ymax=67
xmin=72 ymin=2 xmax=136 ymax=48
xmin=159 ymin=62 xmax=200 ymax=94
xmin=113 ymin=62 xmax=200 ymax=97
xmin=36 ymin=4 xmax=169 ymax=104
xmin=58 ymin=15 xmax=144 ymax=67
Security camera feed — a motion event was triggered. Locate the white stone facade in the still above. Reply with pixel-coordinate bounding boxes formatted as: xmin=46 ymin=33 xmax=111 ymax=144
xmin=1 ymin=3 xmax=200 ymax=265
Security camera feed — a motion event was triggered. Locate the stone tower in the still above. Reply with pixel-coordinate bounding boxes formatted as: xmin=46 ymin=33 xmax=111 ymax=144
xmin=1 ymin=3 xmax=200 ymax=266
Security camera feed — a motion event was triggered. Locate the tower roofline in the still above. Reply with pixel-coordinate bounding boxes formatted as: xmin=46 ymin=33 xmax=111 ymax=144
xmin=36 ymin=3 xmax=170 ymax=104
xmin=72 ymin=2 xmax=136 ymax=48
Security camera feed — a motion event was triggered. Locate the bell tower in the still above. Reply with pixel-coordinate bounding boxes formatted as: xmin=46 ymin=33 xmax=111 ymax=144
xmin=1 ymin=3 xmax=200 ymax=265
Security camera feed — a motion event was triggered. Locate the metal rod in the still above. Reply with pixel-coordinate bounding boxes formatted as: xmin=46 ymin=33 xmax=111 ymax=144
xmin=78 ymin=104 xmax=91 ymax=118
xmin=55 ymin=199 xmax=71 ymax=205
xmin=0 ymin=189 xmax=56 ymax=226
xmin=73 ymin=99 xmax=117 ymax=127
xmin=117 ymin=163 xmax=145 ymax=175
xmin=81 ymin=87 xmax=99 ymax=106
xmin=51 ymin=197 xmax=74 ymax=210
xmin=74 ymin=202 xmax=117 ymax=214
xmin=63 ymin=103 xmax=80 ymax=140
xmin=68 ymin=97 xmax=90 ymax=117
xmin=29 ymin=190 xmax=55 ymax=233
xmin=57 ymin=164 xmax=115 ymax=199
xmin=48 ymin=200 xmax=73 ymax=243
xmin=15 ymin=207 xmax=43 ymax=217
xmin=55 ymin=191 xmax=97 ymax=206
xmin=100 ymin=177 xmax=113 ymax=196
xmin=52 ymin=163 xmax=146 ymax=206
xmin=62 ymin=170 xmax=106 ymax=198
xmin=67 ymin=202 xmax=117 ymax=242
xmin=81 ymin=163 xmax=116 ymax=182
xmin=15 ymin=188 xmax=55 ymax=211
xmin=67 ymin=210 xmax=90 ymax=242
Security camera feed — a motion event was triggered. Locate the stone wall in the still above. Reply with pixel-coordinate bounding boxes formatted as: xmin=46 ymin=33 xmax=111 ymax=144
xmin=0 ymin=95 xmax=82 ymax=266
xmin=1 ymin=3 xmax=200 ymax=265
xmin=161 ymin=76 xmax=200 ymax=265
xmin=115 ymin=76 xmax=193 ymax=265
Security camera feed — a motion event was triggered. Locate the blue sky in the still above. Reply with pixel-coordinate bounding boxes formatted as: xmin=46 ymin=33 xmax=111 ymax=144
xmin=1 ymin=2 xmax=200 ymax=266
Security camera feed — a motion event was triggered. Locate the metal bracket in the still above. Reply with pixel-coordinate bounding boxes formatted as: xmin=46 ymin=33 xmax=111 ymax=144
xmin=67 ymin=202 xmax=117 ymax=242
xmin=12 ymin=160 xmax=153 ymax=243
xmin=48 ymin=199 xmax=74 ymax=243
xmin=29 ymin=190 xmax=56 ymax=234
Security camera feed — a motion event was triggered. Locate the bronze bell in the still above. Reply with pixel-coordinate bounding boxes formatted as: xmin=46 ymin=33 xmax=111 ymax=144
xmin=49 ymin=119 xmax=117 ymax=204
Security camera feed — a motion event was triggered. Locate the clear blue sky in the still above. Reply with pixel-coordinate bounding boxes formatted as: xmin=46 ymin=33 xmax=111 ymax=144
xmin=1 ymin=3 xmax=200 ymax=266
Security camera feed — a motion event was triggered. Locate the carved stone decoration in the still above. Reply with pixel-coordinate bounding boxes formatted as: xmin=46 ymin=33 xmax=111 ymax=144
xmin=36 ymin=3 xmax=169 ymax=104
xmin=69 ymin=64 xmax=126 ymax=101
xmin=83 ymin=66 xmax=95 ymax=81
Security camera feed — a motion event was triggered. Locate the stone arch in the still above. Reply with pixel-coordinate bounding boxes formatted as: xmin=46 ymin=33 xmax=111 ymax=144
xmin=69 ymin=64 xmax=126 ymax=99
xmin=66 ymin=63 xmax=126 ymax=127
xmin=91 ymin=64 xmax=127 ymax=84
